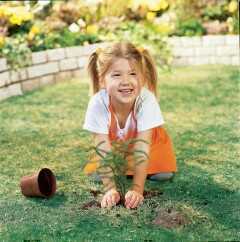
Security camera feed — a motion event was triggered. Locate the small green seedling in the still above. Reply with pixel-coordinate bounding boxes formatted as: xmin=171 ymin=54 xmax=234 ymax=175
xmin=83 ymin=138 xmax=149 ymax=203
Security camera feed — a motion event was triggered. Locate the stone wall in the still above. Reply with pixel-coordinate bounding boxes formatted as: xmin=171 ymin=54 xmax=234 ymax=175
xmin=0 ymin=42 xmax=107 ymax=101
xmin=170 ymin=35 xmax=239 ymax=66
xmin=0 ymin=35 xmax=239 ymax=102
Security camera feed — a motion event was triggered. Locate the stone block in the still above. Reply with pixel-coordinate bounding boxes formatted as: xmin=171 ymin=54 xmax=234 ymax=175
xmin=78 ymin=57 xmax=88 ymax=68
xmin=216 ymin=46 xmax=237 ymax=56
xmin=209 ymin=56 xmax=217 ymax=64
xmin=195 ymin=47 xmax=215 ymax=56
xmin=32 ymin=51 xmax=47 ymax=64
xmin=7 ymin=83 xmax=23 ymax=96
xmin=21 ymin=78 xmax=40 ymax=92
xmin=172 ymin=47 xmax=194 ymax=57
xmin=181 ymin=37 xmax=202 ymax=47
xmin=47 ymin=48 xmax=65 ymax=61
xmin=80 ymin=44 xmax=100 ymax=56
xmin=217 ymin=57 xmax=232 ymax=65
xmin=171 ymin=57 xmax=189 ymax=66
xmin=167 ymin=37 xmax=182 ymax=47
xmin=72 ymin=69 xmax=88 ymax=81
xmin=55 ymin=71 xmax=72 ymax=83
xmin=232 ymin=56 xmax=240 ymax=65
xmin=190 ymin=57 xmax=209 ymax=65
xmin=0 ymin=87 xmax=10 ymax=101
xmin=0 ymin=58 xmax=8 ymax=72
xmin=19 ymin=68 xmax=28 ymax=81
xmin=59 ymin=58 xmax=78 ymax=71
xmin=65 ymin=46 xmax=85 ymax=58
xmin=0 ymin=71 xmax=9 ymax=88
xmin=27 ymin=62 xmax=59 ymax=78
xmin=202 ymin=35 xmax=225 ymax=46
xmin=65 ymin=43 xmax=105 ymax=58
xmin=10 ymin=70 xmax=20 ymax=84
xmin=39 ymin=75 xmax=55 ymax=87
xmin=225 ymin=35 xmax=238 ymax=46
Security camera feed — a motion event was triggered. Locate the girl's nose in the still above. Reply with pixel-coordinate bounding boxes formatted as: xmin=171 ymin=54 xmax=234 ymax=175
xmin=121 ymin=75 xmax=130 ymax=85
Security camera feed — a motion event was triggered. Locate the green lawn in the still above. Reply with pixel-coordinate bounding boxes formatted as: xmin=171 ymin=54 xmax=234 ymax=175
xmin=0 ymin=65 xmax=239 ymax=241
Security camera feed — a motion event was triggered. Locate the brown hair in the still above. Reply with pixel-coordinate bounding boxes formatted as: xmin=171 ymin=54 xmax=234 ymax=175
xmin=87 ymin=42 xmax=158 ymax=96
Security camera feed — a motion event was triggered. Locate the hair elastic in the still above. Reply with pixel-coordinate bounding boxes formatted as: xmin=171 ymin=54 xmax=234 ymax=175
xmin=137 ymin=46 xmax=145 ymax=53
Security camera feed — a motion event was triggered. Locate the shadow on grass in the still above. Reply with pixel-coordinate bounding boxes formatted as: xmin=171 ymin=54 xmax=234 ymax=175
xmin=166 ymin=159 xmax=240 ymax=231
xmin=26 ymin=191 xmax=68 ymax=208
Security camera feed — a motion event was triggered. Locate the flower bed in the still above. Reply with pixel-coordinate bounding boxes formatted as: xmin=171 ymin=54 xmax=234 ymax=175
xmin=0 ymin=0 xmax=238 ymax=70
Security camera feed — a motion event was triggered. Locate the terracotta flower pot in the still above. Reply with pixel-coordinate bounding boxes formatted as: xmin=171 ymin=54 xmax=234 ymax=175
xmin=20 ymin=168 xmax=57 ymax=198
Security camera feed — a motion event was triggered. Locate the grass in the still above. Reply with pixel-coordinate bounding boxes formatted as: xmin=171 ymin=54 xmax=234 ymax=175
xmin=0 ymin=65 xmax=239 ymax=241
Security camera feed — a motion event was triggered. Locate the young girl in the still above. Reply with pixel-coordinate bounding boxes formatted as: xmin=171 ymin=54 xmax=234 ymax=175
xmin=83 ymin=42 xmax=177 ymax=209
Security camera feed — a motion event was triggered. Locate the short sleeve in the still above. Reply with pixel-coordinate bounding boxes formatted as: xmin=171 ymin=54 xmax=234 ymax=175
xmin=136 ymin=88 xmax=164 ymax=132
xmin=83 ymin=91 xmax=109 ymax=134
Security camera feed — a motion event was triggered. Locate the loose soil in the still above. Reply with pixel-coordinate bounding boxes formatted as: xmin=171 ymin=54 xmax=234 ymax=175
xmin=153 ymin=208 xmax=189 ymax=229
xmin=81 ymin=189 xmax=163 ymax=209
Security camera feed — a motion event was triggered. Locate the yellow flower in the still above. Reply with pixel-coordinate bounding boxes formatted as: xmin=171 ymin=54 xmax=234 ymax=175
xmin=6 ymin=6 xmax=33 ymax=25
xmin=27 ymin=32 xmax=35 ymax=41
xmin=9 ymin=15 xmax=23 ymax=25
xmin=30 ymin=25 xmax=40 ymax=35
xmin=0 ymin=36 xmax=5 ymax=47
xmin=156 ymin=23 xmax=171 ymax=34
xmin=86 ymin=24 xmax=98 ymax=35
xmin=146 ymin=11 xmax=156 ymax=21
xmin=27 ymin=25 xmax=40 ymax=41
xmin=0 ymin=6 xmax=5 ymax=18
xmin=228 ymin=0 xmax=238 ymax=13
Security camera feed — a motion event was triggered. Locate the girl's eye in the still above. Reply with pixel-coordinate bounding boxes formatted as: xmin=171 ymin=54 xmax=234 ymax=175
xmin=112 ymin=74 xmax=121 ymax=77
xmin=130 ymin=72 xmax=136 ymax=76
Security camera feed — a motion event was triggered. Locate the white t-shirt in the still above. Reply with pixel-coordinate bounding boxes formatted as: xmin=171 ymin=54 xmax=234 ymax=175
xmin=83 ymin=87 xmax=164 ymax=138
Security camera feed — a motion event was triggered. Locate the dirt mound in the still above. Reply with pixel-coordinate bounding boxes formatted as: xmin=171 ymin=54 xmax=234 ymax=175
xmin=153 ymin=208 xmax=189 ymax=229
xmin=81 ymin=200 xmax=101 ymax=209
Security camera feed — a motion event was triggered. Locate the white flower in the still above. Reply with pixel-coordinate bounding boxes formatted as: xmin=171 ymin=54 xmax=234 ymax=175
xmin=69 ymin=23 xmax=80 ymax=33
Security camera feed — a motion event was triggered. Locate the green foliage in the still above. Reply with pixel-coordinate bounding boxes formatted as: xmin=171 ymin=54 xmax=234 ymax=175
xmin=174 ymin=18 xmax=206 ymax=36
xmin=202 ymin=2 xmax=230 ymax=21
xmin=0 ymin=35 xmax=32 ymax=70
xmin=84 ymin=139 xmax=149 ymax=199
xmin=99 ymin=21 xmax=172 ymax=69
xmin=29 ymin=28 xmax=100 ymax=52
xmin=0 ymin=28 xmax=100 ymax=69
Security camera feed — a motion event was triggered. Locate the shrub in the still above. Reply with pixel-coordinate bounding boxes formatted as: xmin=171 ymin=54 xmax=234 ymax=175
xmin=0 ymin=35 xmax=32 ymax=70
xmin=174 ymin=18 xmax=206 ymax=36
xmin=99 ymin=21 xmax=172 ymax=69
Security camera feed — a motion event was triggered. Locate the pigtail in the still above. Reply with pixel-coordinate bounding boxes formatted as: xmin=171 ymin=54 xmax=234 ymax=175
xmin=140 ymin=49 xmax=158 ymax=96
xmin=87 ymin=51 xmax=100 ymax=95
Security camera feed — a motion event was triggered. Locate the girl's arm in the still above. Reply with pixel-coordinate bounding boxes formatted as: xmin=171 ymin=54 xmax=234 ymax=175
xmin=93 ymin=133 xmax=120 ymax=208
xmin=93 ymin=133 xmax=116 ymax=191
xmin=131 ymin=129 xmax=152 ymax=194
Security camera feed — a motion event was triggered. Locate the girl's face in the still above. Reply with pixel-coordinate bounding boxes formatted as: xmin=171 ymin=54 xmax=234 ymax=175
xmin=102 ymin=58 xmax=143 ymax=108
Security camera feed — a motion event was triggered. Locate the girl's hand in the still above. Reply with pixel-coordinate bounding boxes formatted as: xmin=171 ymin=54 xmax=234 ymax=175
xmin=101 ymin=189 xmax=120 ymax=208
xmin=125 ymin=190 xmax=144 ymax=209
